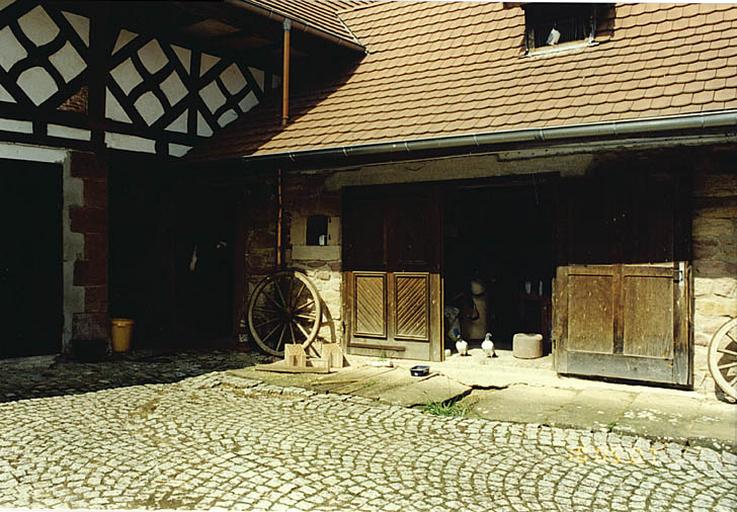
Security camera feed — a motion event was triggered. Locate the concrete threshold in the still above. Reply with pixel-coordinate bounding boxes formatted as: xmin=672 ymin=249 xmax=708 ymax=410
xmin=228 ymin=348 xmax=737 ymax=453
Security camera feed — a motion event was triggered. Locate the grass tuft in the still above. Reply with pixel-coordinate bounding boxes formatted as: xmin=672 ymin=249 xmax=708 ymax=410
xmin=422 ymin=400 xmax=469 ymax=418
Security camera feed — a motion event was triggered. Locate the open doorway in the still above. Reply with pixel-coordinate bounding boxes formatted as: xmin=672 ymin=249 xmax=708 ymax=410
xmin=443 ymin=177 xmax=555 ymax=352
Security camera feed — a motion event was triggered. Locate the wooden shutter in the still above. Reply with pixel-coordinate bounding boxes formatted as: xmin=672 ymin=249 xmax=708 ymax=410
xmin=554 ymin=262 xmax=691 ymax=386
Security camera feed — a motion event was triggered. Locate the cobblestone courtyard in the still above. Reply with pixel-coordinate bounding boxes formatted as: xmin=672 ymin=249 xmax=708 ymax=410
xmin=1 ymin=372 xmax=736 ymax=512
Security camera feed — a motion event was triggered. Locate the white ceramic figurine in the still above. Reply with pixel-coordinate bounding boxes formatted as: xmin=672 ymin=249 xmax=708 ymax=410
xmin=482 ymin=332 xmax=497 ymax=358
xmin=455 ymin=337 xmax=469 ymax=356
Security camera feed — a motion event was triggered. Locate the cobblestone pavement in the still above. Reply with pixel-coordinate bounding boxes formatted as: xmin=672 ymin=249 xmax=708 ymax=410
xmin=1 ymin=373 xmax=736 ymax=512
xmin=0 ymin=348 xmax=274 ymax=403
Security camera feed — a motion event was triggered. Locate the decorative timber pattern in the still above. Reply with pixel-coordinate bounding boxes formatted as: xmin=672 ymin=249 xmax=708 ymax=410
xmin=0 ymin=0 xmax=265 ymax=156
xmin=394 ymin=273 xmax=429 ymax=341
xmin=107 ymin=30 xmax=264 ymax=141
xmin=353 ymin=272 xmax=386 ymax=338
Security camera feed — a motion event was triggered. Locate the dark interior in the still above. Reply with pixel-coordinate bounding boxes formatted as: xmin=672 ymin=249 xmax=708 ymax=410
xmin=443 ymin=179 xmax=555 ymax=350
xmin=0 ymin=159 xmax=62 ymax=358
xmin=109 ymin=159 xmax=236 ymax=348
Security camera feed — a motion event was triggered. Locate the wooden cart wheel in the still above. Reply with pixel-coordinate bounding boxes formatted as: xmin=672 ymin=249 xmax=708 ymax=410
xmin=708 ymin=317 xmax=737 ymax=401
xmin=247 ymin=271 xmax=322 ymax=357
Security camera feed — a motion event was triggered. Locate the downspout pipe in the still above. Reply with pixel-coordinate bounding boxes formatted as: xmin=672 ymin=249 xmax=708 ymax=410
xmin=225 ymin=0 xmax=365 ymax=53
xmin=239 ymin=110 xmax=737 ymax=168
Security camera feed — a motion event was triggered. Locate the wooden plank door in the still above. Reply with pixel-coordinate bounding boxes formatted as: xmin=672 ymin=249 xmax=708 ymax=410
xmin=553 ymin=262 xmax=691 ymax=386
xmin=342 ymin=185 xmax=443 ymax=361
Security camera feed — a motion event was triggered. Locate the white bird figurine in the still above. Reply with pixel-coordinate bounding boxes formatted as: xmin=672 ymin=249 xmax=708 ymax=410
xmin=546 ymin=27 xmax=561 ymax=46
xmin=455 ymin=337 xmax=468 ymax=356
xmin=482 ymin=332 xmax=497 ymax=358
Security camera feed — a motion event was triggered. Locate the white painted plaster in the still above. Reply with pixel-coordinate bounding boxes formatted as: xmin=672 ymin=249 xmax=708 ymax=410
xmin=220 ymin=63 xmax=245 ymax=95
xmin=48 ymin=41 xmax=86 ymax=83
xmin=133 ymin=91 xmax=164 ymax=125
xmin=0 ymin=26 xmax=27 ymax=71
xmin=138 ymin=39 xmax=167 ymax=74
xmin=169 ymin=143 xmax=191 ymax=157
xmin=0 ymin=83 xmax=14 ymax=102
xmin=105 ymin=88 xmax=131 ymax=123
xmin=0 ymin=118 xmax=33 ymax=133
xmin=48 ymin=124 xmax=91 ymax=141
xmin=17 ymin=66 xmax=58 ymax=105
xmin=17 ymin=5 xmax=58 ymax=47
xmin=160 ymin=71 xmax=187 ymax=106
xmin=62 ymin=11 xmax=89 ymax=46
xmin=105 ymin=132 xmax=155 ymax=153
xmin=218 ymin=108 xmax=238 ymax=127
xmin=0 ymin=142 xmax=66 ymax=163
xmin=61 ymin=153 xmax=84 ymax=350
xmin=199 ymin=81 xmax=226 ymax=113
xmin=172 ymin=45 xmax=191 ymax=72
xmin=249 ymin=66 xmax=265 ymax=91
xmin=239 ymin=91 xmax=258 ymax=114
xmin=166 ymin=111 xmax=188 ymax=133
xmin=0 ymin=0 xmax=16 ymax=13
xmin=110 ymin=58 xmax=142 ymax=95
xmin=113 ymin=29 xmax=136 ymax=55
xmin=197 ymin=111 xmax=212 ymax=137
xmin=200 ymin=53 xmax=219 ymax=76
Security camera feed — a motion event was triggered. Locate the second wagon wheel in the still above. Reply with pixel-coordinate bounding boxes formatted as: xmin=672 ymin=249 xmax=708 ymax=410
xmin=247 ymin=271 xmax=322 ymax=357
xmin=708 ymin=317 xmax=737 ymax=401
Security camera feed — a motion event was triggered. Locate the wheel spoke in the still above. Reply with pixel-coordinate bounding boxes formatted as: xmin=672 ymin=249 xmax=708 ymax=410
xmin=287 ymin=276 xmax=295 ymax=309
xmin=294 ymin=299 xmax=315 ymax=313
xmin=262 ymin=323 xmax=281 ymax=342
xmin=295 ymin=313 xmax=316 ymax=322
xmin=255 ymin=317 xmax=279 ymax=329
xmin=275 ymin=325 xmax=287 ymax=351
xmin=717 ymin=361 xmax=737 ymax=370
xmin=288 ymin=322 xmax=296 ymax=344
xmin=273 ymin=279 xmax=288 ymax=308
xmin=263 ymin=292 xmax=283 ymax=312
xmin=729 ymin=375 xmax=737 ymax=387
xmin=717 ymin=348 xmax=737 ymax=356
xmin=291 ymin=282 xmax=306 ymax=308
xmin=293 ymin=319 xmax=310 ymax=340
xmin=727 ymin=331 xmax=736 ymax=344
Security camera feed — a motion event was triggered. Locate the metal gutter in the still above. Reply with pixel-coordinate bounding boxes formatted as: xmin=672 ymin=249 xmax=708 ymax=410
xmin=239 ymin=110 xmax=737 ymax=167
xmin=226 ymin=0 xmax=365 ymax=53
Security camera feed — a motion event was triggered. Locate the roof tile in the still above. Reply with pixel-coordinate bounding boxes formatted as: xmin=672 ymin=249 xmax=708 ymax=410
xmin=189 ymin=1 xmax=737 ymax=161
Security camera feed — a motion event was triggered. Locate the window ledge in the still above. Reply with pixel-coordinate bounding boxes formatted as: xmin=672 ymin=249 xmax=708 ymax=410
xmin=525 ymin=39 xmax=598 ymax=58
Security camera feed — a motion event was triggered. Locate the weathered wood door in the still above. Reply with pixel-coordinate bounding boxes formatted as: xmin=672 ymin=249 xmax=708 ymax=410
xmin=343 ymin=185 xmax=443 ymax=361
xmin=553 ymin=263 xmax=691 ymax=386
xmin=553 ymin=168 xmax=693 ymax=386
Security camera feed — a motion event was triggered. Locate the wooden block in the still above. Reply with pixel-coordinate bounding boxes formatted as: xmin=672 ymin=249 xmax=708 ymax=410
xmin=284 ymin=344 xmax=307 ymax=368
xmin=321 ymin=343 xmax=346 ymax=369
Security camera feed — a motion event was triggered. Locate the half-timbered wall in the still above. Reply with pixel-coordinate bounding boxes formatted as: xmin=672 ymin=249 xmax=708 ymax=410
xmin=0 ymin=0 xmax=267 ymax=157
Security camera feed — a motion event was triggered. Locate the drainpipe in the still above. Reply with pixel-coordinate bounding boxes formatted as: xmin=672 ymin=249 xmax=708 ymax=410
xmin=275 ymin=18 xmax=291 ymax=270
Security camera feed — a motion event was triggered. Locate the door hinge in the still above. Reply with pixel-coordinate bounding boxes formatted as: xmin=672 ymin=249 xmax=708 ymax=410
xmin=674 ymin=269 xmax=684 ymax=283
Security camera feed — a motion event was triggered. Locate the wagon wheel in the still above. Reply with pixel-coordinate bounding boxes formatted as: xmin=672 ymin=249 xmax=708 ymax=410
xmin=247 ymin=271 xmax=322 ymax=357
xmin=708 ymin=317 xmax=737 ymax=401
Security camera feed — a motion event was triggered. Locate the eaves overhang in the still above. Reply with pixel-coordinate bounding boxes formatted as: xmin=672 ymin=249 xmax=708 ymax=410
xmin=228 ymin=110 xmax=737 ymax=171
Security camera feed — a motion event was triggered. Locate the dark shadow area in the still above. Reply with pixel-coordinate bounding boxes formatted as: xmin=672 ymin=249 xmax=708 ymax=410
xmin=0 ymin=344 xmax=276 ymax=403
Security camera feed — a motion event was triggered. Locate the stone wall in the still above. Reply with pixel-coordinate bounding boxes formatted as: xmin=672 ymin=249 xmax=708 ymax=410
xmin=692 ymin=165 xmax=737 ymax=346
xmin=284 ymin=173 xmax=343 ymax=344
xmin=66 ymin=151 xmax=109 ymax=346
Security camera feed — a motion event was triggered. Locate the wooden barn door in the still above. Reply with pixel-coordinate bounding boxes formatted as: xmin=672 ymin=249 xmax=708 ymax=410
xmin=553 ymin=169 xmax=692 ymax=386
xmin=343 ymin=185 xmax=443 ymax=361
xmin=553 ymin=263 xmax=691 ymax=386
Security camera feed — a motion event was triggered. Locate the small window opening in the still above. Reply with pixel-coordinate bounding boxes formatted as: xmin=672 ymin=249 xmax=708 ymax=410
xmin=306 ymin=215 xmax=329 ymax=246
xmin=524 ymin=3 xmax=601 ymax=51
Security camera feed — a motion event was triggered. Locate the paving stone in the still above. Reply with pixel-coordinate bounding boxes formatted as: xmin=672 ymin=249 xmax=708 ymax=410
xmin=0 ymin=374 xmax=735 ymax=511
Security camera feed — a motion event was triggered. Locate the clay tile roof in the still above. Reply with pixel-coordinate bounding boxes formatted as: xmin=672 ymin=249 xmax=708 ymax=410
xmin=240 ymin=0 xmax=367 ymax=44
xmin=189 ymin=2 xmax=737 ymax=162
